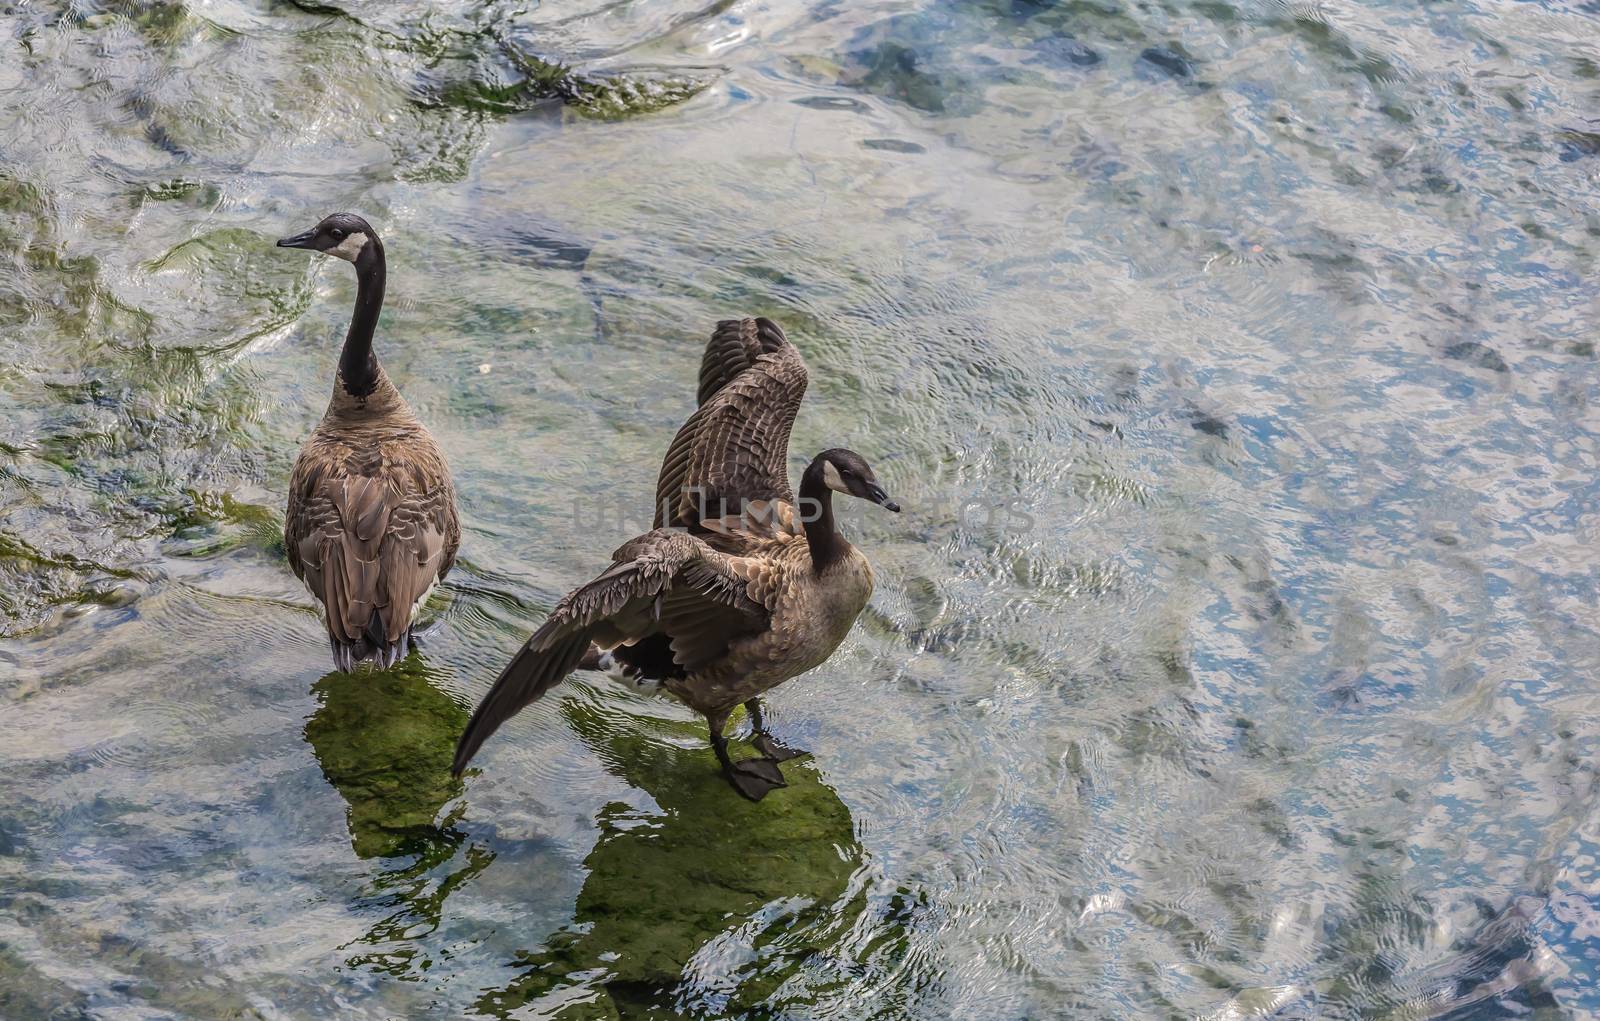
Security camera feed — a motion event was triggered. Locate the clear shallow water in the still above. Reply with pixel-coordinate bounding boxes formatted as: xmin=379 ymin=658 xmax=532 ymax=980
xmin=2 ymin=0 xmax=1598 ymax=1016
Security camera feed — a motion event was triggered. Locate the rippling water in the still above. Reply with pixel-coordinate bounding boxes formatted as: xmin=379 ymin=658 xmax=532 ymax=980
xmin=2 ymin=0 xmax=1598 ymax=1017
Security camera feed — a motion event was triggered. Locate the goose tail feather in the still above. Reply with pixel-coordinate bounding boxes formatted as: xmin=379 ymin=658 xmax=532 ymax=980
xmin=327 ymin=612 xmax=411 ymax=673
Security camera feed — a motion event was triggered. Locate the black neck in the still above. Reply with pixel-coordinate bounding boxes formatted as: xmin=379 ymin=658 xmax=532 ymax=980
xmin=800 ymin=457 xmax=849 ymax=572
xmin=339 ymin=240 xmax=385 ymax=397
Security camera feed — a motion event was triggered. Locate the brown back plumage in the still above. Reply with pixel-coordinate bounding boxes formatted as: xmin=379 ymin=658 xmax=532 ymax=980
xmin=286 ymin=372 xmax=460 ymax=670
xmin=654 ymin=318 xmax=808 ymax=533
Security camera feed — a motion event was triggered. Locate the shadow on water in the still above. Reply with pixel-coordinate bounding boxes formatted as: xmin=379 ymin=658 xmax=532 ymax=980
xmin=475 ymin=697 xmax=868 ymax=1019
xmin=302 ymin=659 xmax=495 ymax=977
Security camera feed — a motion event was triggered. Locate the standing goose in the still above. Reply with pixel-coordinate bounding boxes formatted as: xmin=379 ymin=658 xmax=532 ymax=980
xmin=277 ymin=213 xmax=460 ymax=671
xmin=452 ymin=317 xmax=899 ymax=800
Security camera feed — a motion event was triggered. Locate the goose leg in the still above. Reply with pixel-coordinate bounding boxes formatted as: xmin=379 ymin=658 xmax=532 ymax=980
xmin=744 ymin=698 xmax=806 ymax=762
xmin=708 ymin=712 xmax=786 ymax=801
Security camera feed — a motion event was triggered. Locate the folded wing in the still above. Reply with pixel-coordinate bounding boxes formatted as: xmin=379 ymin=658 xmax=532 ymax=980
xmin=287 ymin=460 xmax=459 ymax=667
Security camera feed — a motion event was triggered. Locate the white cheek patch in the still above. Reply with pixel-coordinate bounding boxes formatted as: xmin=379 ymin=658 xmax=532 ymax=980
xmin=822 ymin=460 xmax=849 ymax=494
xmin=328 ymin=232 xmax=370 ymax=262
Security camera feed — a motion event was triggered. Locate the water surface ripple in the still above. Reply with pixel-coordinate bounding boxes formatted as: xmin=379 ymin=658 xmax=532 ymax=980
xmin=1 ymin=0 xmax=1597 ymax=1017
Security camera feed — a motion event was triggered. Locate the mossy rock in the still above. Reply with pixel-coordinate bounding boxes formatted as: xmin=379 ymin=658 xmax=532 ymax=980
xmin=561 ymin=71 xmax=713 ymax=121
xmin=477 ymin=700 xmax=863 ymax=1018
xmin=303 ymin=660 xmax=467 ymax=859
xmin=0 ymin=944 xmax=92 ymax=1021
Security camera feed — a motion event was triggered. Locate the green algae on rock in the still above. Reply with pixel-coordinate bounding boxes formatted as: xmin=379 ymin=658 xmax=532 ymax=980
xmin=476 ymin=700 xmax=864 ymax=1018
xmin=304 ymin=662 xmax=499 ymax=983
xmin=303 ymin=660 xmax=468 ymax=859
xmin=558 ymin=70 xmax=715 ymax=121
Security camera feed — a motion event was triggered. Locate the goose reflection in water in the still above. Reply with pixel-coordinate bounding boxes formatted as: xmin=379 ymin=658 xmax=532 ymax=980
xmin=473 ymin=692 xmax=891 ymax=1019
xmin=302 ymin=660 xmax=494 ymax=977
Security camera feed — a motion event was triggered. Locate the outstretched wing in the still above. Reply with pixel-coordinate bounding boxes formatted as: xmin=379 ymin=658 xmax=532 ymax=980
xmin=696 ymin=315 xmax=791 ymax=406
xmin=452 ymin=529 xmax=773 ymax=774
xmin=654 ymin=317 xmax=808 ymax=532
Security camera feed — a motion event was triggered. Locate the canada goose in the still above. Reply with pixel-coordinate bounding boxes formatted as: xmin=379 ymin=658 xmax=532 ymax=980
xmin=277 ymin=213 xmax=460 ymax=671
xmin=452 ymin=317 xmax=899 ymax=800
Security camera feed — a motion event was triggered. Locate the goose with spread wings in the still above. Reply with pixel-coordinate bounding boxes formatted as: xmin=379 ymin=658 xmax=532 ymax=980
xmin=452 ymin=317 xmax=898 ymax=799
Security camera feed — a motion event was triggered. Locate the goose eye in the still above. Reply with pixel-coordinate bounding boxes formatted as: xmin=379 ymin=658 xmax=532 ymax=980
xmin=330 ymin=228 xmax=345 ymax=240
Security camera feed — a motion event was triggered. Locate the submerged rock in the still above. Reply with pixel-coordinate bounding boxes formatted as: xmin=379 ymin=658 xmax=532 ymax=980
xmin=303 ymin=662 xmax=500 ymax=981
xmin=863 ymin=137 xmax=927 ymax=153
xmin=0 ymin=944 xmax=91 ymax=1021
xmin=1028 ymin=36 xmax=1102 ymax=69
xmin=303 ymin=660 xmax=468 ymax=859
xmin=1557 ymin=129 xmax=1600 ymax=162
xmin=477 ymin=700 xmax=865 ymax=1017
xmin=842 ymin=40 xmax=977 ymax=115
xmin=1138 ymin=46 xmax=1198 ymax=81
xmin=793 ymin=95 xmax=871 ymax=112
xmin=1443 ymin=341 xmax=1510 ymax=373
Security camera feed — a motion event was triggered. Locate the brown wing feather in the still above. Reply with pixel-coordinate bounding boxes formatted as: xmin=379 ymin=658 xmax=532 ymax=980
xmin=285 ymin=425 xmax=459 ymax=662
xmin=452 ymin=529 xmax=773 ymax=774
xmin=654 ymin=317 xmax=808 ymax=532
xmin=696 ymin=316 xmax=790 ymax=406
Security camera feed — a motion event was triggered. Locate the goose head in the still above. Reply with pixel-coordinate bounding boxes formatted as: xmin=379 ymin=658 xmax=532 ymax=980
xmin=276 ymin=212 xmax=380 ymax=263
xmin=817 ymin=448 xmax=900 ymax=512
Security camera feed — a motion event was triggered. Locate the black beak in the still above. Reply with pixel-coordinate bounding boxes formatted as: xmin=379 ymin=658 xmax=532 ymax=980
xmin=865 ymin=483 xmax=901 ymax=513
xmin=276 ymin=228 xmax=318 ymax=250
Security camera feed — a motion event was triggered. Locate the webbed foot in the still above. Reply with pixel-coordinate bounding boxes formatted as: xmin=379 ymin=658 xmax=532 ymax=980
xmin=752 ymin=733 xmax=807 ymax=762
xmin=726 ymin=756 xmax=788 ymax=801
